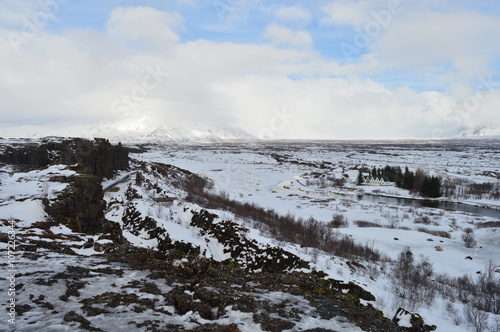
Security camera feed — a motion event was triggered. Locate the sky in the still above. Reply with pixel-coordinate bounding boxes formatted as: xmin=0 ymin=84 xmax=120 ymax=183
xmin=1 ymin=0 xmax=500 ymax=139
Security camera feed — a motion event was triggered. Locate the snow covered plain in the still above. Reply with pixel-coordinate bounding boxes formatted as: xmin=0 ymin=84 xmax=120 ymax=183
xmin=133 ymin=139 xmax=500 ymax=331
xmin=0 ymin=138 xmax=498 ymax=331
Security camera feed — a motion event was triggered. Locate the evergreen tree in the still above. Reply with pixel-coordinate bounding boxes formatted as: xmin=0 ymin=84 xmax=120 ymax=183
xmin=402 ymin=166 xmax=415 ymax=190
xmin=357 ymin=170 xmax=364 ymax=185
xmin=414 ymin=168 xmax=426 ymax=192
xmin=420 ymin=175 xmax=441 ymax=198
xmin=395 ymin=166 xmax=404 ymax=187
xmin=384 ymin=165 xmax=392 ymax=179
xmin=428 ymin=176 xmax=442 ymax=198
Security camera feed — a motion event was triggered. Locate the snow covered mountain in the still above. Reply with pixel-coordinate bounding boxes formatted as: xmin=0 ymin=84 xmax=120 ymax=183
xmin=454 ymin=125 xmax=500 ymax=138
xmin=0 ymin=117 xmax=256 ymax=143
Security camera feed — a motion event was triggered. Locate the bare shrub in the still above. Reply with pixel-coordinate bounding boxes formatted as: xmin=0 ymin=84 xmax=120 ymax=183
xmin=464 ymin=304 xmax=489 ymax=332
xmin=416 ymin=228 xmax=451 ymax=239
xmin=492 ymin=316 xmax=500 ymax=332
xmin=414 ymin=215 xmax=431 ymax=225
xmin=462 ymin=228 xmax=477 ymax=248
xmin=354 ymin=220 xmax=383 ymax=228
xmin=475 ymin=261 xmax=500 ymax=314
xmin=445 ymin=302 xmax=462 ymax=326
xmin=328 ymin=213 xmax=349 ymax=228
xmin=388 ymin=215 xmax=400 ymax=229
xmin=432 ymin=261 xmax=499 ymax=317
xmin=391 ymin=247 xmax=436 ymax=310
xmin=476 ymin=221 xmax=500 ymax=228
xmin=442 ymin=177 xmax=500 ymax=201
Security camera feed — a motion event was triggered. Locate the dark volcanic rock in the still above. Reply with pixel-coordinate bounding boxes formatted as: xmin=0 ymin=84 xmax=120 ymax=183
xmin=1 ymin=138 xmax=129 ymax=234
xmin=186 ymin=324 xmax=240 ymax=332
xmin=0 ymin=138 xmax=128 ymax=179
xmin=393 ymin=307 xmax=437 ymax=332
xmin=64 ymin=310 xmax=103 ymax=331
xmin=43 ymin=174 xmax=107 ymax=234
xmin=191 ymin=209 xmax=309 ymax=273
xmin=106 ymin=251 xmax=406 ymax=332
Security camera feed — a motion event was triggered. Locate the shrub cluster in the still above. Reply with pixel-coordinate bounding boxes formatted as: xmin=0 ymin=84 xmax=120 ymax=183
xmin=441 ymin=178 xmax=500 ymax=201
xmin=391 ymin=247 xmax=436 ymax=310
xmin=354 ymin=220 xmax=383 ymax=228
xmin=328 ymin=213 xmax=349 ymax=228
xmin=475 ymin=221 xmax=500 ymax=228
xmin=416 ymin=228 xmax=451 ymax=239
xmin=434 ymin=261 xmax=499 ymax=315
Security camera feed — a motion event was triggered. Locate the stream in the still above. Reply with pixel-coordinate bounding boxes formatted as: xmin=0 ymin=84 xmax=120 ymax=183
xmin=276 ymin=181 xmax=500 ymax=219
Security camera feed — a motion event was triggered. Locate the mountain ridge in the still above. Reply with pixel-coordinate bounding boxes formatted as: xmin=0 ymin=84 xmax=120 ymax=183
xmin=0 ymin=117 xmax=255 ymax=143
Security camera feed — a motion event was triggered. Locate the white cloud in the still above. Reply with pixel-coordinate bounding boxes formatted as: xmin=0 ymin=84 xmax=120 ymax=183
xmin=0 ymin=1 xmax=40 ymax=28
xmin=321 ymin=0 xmax=390 ymax=26
xmin=0 ymin=4 xmax=499 ymax=140
xmin=106 ymin=7 xmax=183 ymax=47
xmin=263 ymin=24 xmax=313 ymax=49
xmin=275 ymin=6 xmax=311 ymax=25
xmin=370 ymin=11 xmax=500 ymax=81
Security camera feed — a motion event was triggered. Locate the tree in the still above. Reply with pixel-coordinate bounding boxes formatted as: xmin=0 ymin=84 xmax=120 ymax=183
xmin=402 ymin=166 xmax=415 ymax=190
xmin=357 ymin=170 xmax=364 ymax=185
xmin=395 ymin=166 xmax=404 ymax=187
xmin=414 ymin=168 xmax=426 ymax=192
xmin=421 ymin=175 xmax=442 ymax=198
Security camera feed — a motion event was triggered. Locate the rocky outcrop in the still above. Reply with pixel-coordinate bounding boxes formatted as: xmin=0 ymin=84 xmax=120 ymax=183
xmin=9 ymin=138 xmax=130 ymax=234
xmin=107 ymin=251 xmax=406 ymax=332
xmin=43 ymin=174 xmax=107 ymax=234
xmin=0 ymin=138 xmax=128 ymax=179
xmin=121 ymin=200 xmax=200 ymax=255
xmin=392 ymin=307 xmax=437 ymax=332
xmin=191 ymin=209 xmax=310 ymax=273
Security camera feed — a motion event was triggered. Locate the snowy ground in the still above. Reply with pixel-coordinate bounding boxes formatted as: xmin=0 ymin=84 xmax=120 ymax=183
xmin=0 ymin=139 xmax=499 ymax=331
xmin=132 ymin=139 xmax=500 ymax=331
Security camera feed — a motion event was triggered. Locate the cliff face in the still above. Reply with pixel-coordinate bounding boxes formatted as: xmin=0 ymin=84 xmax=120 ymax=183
xmin=0 ymin=138 xmax=129 ymax=234
xmin=43 ymin=174 xmax=106 ymax=234
xmin=0 ymin=138 xmax=129 ymax=179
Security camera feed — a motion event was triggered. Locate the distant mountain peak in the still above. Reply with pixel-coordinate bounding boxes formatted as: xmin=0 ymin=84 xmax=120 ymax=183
xmin=455 ymin=125 xmax=500 ymax=138
xmin=0 ymin=117 xmax=256 ymax=143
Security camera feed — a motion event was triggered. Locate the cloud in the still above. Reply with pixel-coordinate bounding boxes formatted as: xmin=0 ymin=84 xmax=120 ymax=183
xmin=371 ymin=11 xmax=500 ymax=81
xmin=212 ymin=69 xmax=500 ymax=139
xmin=263 ymin=24 xmax=313 ymax=49
xmin=0 ymin=1 xmax=40 ymax=28
xmin=106 ymin=7 xmax=183 ymax=47
xmin=275 ymin=6 xmax=311 ymax=25
xmin=0 ymin=3 xmax=499 ymax=140
xmin=321 ymin=0 xmax=390 ymax=26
